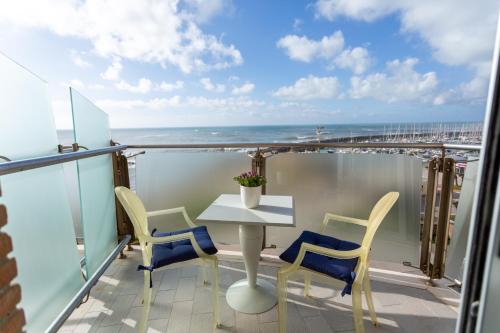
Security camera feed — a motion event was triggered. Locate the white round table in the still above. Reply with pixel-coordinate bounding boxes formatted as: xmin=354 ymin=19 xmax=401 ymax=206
xmin=226 ymin=225 xmax=276 ymax=313
xmin=196 ymin=194 xmax=295 ymax=314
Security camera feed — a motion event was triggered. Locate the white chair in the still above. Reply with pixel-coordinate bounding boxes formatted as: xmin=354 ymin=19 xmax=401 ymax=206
xmin=115 ymin=186 xmax=220 ymax=332
xmin=277 ymin=192 xmax=399 ymax=333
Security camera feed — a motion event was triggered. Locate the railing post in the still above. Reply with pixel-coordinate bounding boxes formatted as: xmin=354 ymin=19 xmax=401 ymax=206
xmin=0 ymin=183 xmax=26 ymax=333
xmin=252 ymin=149 xmax=267 ymax=250
xmin=432 ymin=157 xmax=455 ymax=279
xmin=420 ymin=157 xmax=439 ymax=275
xmin=111 ymin=144 xmax=134 ymax=257
xmin=420 ymin=156 xmax=456 ymax=279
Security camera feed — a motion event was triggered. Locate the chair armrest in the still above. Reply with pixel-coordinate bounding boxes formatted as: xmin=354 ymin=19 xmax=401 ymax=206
xmin=146 ymin=206 xmax=197 ymax=228
xmin=145 ymin=231 xmax=207 ymax=257
xmin=281 ymin=242 xmax=365 ymax=276
xmin=321 ymin=213 xmax=368 ymax=233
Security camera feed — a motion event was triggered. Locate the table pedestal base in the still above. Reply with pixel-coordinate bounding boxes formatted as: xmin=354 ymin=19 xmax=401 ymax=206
xmin=226 ymin=278 xmax=277 ymax=314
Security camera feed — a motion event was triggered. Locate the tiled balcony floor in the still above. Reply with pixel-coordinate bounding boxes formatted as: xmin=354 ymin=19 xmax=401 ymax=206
xmin=59 ymin=247 xmax=458 ymax=333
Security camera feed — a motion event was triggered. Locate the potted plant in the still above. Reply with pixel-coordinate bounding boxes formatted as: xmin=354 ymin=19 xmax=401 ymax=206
xmin=233 ymin=171 xmax=266 ymax=208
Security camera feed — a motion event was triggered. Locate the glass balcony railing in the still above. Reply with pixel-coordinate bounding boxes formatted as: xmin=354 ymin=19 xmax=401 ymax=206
xmin=133 ymin=151 xmax=423 ymax=264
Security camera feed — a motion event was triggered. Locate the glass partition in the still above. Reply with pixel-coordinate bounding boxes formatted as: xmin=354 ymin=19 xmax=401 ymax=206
xmin=135 ymin=151 xmax=422 ymax=264
xmin=0 ymin=53 xmax=83 ymax=332
xmin=135 ymin=152 xmax=251 ymax=244
xmin=445 ymin=161 xmax=479 ymax=281
xmin=266 ymin=153 xmax=422 ymax=264
xmin=70 ymin=88 xmax=117 ymax=276
xmin=63 ymin=161 xmax=83 ymax=239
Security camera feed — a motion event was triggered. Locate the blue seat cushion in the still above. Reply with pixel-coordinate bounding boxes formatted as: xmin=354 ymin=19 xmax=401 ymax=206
xmin=148 ymin=226 xmax=217 ymax=270
xmin=279 ymin=231 xmax=360 ymax=295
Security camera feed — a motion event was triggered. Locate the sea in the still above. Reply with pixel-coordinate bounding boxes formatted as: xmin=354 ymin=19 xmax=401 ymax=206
xmin=57 ymin=122 xmax=482 ymax=145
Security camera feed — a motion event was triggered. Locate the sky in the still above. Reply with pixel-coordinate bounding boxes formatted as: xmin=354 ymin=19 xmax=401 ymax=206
xmin=0 ymin=0 xmax=498 ymax=128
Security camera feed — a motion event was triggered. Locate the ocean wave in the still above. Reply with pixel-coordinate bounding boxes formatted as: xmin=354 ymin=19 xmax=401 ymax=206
xmin=139 ymin=134 xmax=168 ymax=138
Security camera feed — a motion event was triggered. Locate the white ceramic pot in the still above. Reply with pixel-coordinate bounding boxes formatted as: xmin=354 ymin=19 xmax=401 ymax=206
xmin=240 ymin=185 xmax=262 ymax=208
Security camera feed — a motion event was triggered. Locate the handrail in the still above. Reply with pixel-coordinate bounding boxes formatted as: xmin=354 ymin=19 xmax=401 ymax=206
xmin=46 ymin=235 xmax=131 ymax=333
xmin=443 ymin=143 xmax=482 ymax=151
xmin=0 ymin=142 xmax=479 ymax=178
xmin=126 ymin=142 xmax=481 ymax=151
xmin=0 ymin=145 xmax=127 ymax=176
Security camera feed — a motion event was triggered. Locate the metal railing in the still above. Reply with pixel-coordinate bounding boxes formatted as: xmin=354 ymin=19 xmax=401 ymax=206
xmin=46 ymin=235 xmax=131 ymax=333
xmin=0 ymin=144 xmax=129 ymax=332
xmin=126 ymin=142 xmax=481 ymax=150
xmin=0 ymin=145 xmax=127 ymax=176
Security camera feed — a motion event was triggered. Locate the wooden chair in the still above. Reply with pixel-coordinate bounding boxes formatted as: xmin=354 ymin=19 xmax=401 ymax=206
xmin=114 ymin=186 xmax=220 ymax=332
xmin=277 ymin=192 xmax=399 ymax=333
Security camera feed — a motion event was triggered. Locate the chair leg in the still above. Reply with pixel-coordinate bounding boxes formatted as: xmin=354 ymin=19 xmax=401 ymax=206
xmin=277 ymin=271 xmax=288 ymax=333
xmin=304 ymin=271 xmax=311 ymax=297
xmin=352 ymin=284 xmax=365 ymax=333
xmin=363 ymin=274 xmax=378 ymax=326
xmin=211 ymin=258 xmax=221 ymax=329
xmin=203 ymin=265 xmax=209 ymax=285
xmin=139 ymin=271 xmax=153 ymax=333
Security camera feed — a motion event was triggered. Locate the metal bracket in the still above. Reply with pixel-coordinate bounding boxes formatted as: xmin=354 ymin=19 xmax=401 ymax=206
xmin=58 ymin=143 xmax=89 ymax=153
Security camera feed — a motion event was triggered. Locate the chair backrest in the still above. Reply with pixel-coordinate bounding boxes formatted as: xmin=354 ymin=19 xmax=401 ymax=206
xmin=361 ymin=192 xmax=399 ymax=250
xmin=115 ymin=186 xmax=149 ymax=242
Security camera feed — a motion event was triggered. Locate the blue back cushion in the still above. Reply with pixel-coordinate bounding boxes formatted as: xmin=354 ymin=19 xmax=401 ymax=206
xmin=280 ymin=231 xmax=360 ymax=295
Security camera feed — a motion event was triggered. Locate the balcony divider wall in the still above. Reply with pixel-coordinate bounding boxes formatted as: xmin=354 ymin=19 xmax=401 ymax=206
xmin=70 ymin=88 xmax=118 ymax=277
xmin=0 ymin=53 xmax=83 ymax=332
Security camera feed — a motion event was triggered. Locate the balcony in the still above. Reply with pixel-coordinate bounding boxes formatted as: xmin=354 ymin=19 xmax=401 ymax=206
xmin=0 ymin=51 xmax=480 ymax=333
xmin=58 ymin=246 xmax=458 ymax=333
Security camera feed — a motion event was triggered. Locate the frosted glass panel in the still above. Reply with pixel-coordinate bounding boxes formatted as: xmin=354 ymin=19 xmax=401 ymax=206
xmin=136 ymin=152 xmax=251 ymax=244
xmin=445 ymin=161 xmax=479 ymax=281
xmin=63 ymin=162 xmax=83 ymax=238
xmin=0 ymin=53 xmax=83 ymax=331
xmin=71 ymin=88 xmax=117 ymax=276
xmin=266 ymin=153 xmax=422 ymax=264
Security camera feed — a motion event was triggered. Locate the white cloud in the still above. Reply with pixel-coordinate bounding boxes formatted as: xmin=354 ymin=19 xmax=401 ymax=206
xmin=333 ymin=47 xmax=371 ymax=74
xmin=314 ymin=0 xmax=396 ymax=22
xmin=267 ymin=101 xmax=318 ymax=113
xmin=158 ymin=80 xmax=184 ymax=92
xmin=116 ymin=78 xmax=152 ymax=94
xmin=232 ymin=82 xmax=255 ymax=95
xmin=70 ymin=51 xmax=92 ymax=68
xmin=101 ymin=58 xmax=122 ymax=81
xmin=434 ymin=76 xmax=490 ymax=105
xmin=96 ymin=96 xmax=181 ymax=110
xmin=61 ymin=79 xmax=104 ymax=90
xmin=277 ymin=31 xmax=371 ymax=73
xmin=277 ymin=31 xmax=344 ymax=63
xmin=313 ymin=0 xmax=498 ymax=100
xmin=95 ymin=95 xmax=265 ymax=112
xmin=62 ymin=79 xmax=85 ymax=89
xmin=349 ymin=58 xmax=438 ymax=103
xmin=186 ymin=96 xmax=265 ymax=110
xmin=273 ymin=75 xmax=341 ymax=100
xmin=184 ymin=0 xmax=232 ymax=24
xmin=200 ymin=77 xmax=225 ymax=93
xmin=0 ymin=0 xmax=243 ymax=73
